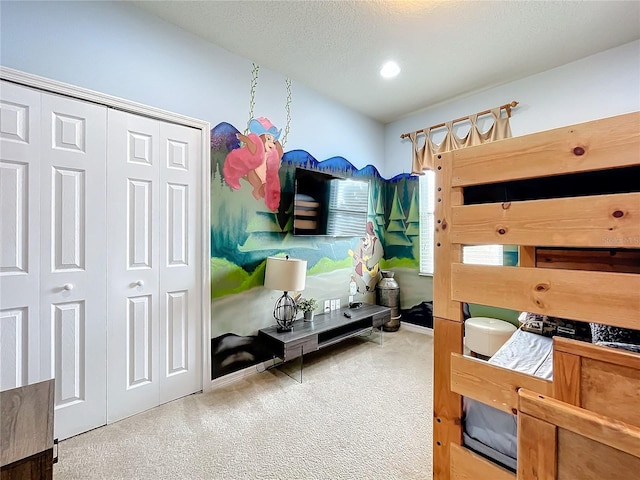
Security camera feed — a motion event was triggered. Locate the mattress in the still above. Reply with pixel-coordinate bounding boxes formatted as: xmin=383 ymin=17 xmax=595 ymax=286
xmin=463 ymin=328 xmax=553 ymax=464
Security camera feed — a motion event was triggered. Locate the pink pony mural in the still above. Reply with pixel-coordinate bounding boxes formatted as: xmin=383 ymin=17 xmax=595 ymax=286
xmin=222 ymin=117 xmax=284 ymax=211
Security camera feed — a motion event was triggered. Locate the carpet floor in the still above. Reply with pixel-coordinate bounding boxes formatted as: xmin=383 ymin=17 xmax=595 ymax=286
xmin=54 ymin=328 xmax=434 ymax=480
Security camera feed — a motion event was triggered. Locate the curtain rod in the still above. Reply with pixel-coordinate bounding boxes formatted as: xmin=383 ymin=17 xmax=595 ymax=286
xmin=400 ymin=101 xmax=519 ymax=139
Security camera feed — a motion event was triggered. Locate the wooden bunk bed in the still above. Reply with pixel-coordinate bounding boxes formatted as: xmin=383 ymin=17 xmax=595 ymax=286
xmin=432 ymin=111 xmax=640 ymax=480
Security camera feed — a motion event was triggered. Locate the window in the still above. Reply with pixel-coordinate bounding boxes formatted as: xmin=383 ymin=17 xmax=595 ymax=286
xmin=462 ymin=244 xmax=504 ymax=265
xmin=419 ymin=172 xmax=503 ymax=274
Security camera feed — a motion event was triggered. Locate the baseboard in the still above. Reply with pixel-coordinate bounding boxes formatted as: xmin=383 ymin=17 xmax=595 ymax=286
xmin=206 ymin=361 xmax=272 ymax=391
xmin=401 ymin=322 xmax=434 ymax=336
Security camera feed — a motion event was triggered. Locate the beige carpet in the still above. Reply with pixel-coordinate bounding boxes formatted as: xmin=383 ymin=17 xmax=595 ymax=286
xmin=54 ymin=328 xmax=434 ymax=480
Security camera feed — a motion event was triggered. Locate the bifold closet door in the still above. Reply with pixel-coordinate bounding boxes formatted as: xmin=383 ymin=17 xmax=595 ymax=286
xmin=158 ymin=121 xmax=201 ymax=405
xmin=39 ymin=93 xmax=108 ymax=440
xmin=107 ymin=110 xmax=161 ymax=422
xmin=107 ymin=110 xmax=201 ymax=423
xmin=2 ymin=79 xmax=202 ymax=436
xmin=1 ymin=82 xmax=43 ymax=389
xmin=0 ymin=82 xmax=108 ymax=440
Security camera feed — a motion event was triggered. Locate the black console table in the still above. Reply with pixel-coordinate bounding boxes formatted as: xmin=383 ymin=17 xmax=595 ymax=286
xmin=258 ymin=304 xmax=391 ymax=381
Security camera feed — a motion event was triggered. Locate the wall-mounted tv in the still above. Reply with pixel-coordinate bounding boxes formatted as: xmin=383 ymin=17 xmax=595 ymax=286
xmin=293 ymin=168 xmax=370 ymax=237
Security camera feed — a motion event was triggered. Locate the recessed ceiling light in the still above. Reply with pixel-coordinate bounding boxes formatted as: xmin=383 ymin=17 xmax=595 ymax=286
xmin=380 ymin=61 xmax=401 ymax=78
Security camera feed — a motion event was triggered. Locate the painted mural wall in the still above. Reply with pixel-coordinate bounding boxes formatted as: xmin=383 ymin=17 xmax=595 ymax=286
xmin=209 ymin=120 xmax=431 ymax=379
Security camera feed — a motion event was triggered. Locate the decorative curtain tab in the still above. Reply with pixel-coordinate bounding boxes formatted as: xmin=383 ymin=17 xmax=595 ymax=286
xmin=406 ymin=102 xmax=516 ymax=175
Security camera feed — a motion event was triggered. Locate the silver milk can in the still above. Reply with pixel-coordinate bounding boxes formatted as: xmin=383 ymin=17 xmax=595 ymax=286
xmin=376 ymin=270 xmax=401 ymax=332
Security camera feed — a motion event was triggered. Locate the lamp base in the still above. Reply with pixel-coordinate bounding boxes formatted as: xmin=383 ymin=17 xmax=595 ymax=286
xmin=273 ymin=291 xmax=298 ymax=333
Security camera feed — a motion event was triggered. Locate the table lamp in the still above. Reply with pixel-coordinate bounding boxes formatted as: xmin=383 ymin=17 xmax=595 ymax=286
xmin=264 ymin=255 xmax=307 ymax=332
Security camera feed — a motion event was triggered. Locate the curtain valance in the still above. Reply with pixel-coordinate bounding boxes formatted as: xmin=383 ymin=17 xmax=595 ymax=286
xmin=404 ymin=101 xmax=517 ymax=174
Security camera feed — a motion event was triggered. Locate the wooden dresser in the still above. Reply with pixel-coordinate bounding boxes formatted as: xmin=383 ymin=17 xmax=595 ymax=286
xmin=1 ymin=380 xmax=55 ymax=480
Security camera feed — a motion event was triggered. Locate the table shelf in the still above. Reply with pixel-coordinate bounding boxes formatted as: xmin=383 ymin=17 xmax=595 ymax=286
xmin=258 ymin=304 xmax=391 ymax=371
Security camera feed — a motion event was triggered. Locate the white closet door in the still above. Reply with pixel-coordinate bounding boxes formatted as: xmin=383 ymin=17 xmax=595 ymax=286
xmin=107 ymin=109 xmax=161 ymax=422
xmin=39 ymin=93 xmax=108 ymax=439
xmin=158 ymin=121 xmax=201 ymax=404
xmin=107 ymin=111 xmax=202 ymax=422
xmin=0 ymin=81 xmax=42 ymax=390
xmin=2 ymin=78 xmax=204 ymax=438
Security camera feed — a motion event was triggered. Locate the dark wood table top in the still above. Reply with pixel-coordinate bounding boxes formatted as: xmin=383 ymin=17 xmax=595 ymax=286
xmin=258 ymin=303 xmax=390 ymax=342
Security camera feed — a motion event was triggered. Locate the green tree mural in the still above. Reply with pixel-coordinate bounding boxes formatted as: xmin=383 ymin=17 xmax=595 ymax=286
xmin=375 ymin=187 xmax=386 ymax=231
xmin=406 ymin=186 xmax=420 ymax=259
xmin=385 ymin=186 xmax=412 ymax=247
xmin=283 ymin=197 xmax=294 ymax=233
xmin=367 ymin=181 xmax=384 ymax=242
xmin=238 ymin=203 xmax=286 ymax=252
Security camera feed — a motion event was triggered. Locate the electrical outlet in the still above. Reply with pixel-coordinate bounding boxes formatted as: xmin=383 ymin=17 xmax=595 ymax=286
xmin=324 ymin=300 xmax=331 ymax=313
xmin=330 ymin=299 xmax=337 ymax=310
xmin=336 ymin=299 xmax=341 ymax=309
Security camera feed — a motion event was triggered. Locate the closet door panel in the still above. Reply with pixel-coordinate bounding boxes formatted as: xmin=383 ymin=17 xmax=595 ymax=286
xmin=52 ymin=301 xmax=86 ymax=405
xmin=0 ymin=307 xmax=29 ymax=389
xmin=107 ymin=109 xmax=160 ymax=423
xmin=158 ymin=122 xmax=201 ymax=403
xmin=0 ymin=81 xmax=42 ymax=389
xmin=39 ymin=93 xmax=107 ymax=439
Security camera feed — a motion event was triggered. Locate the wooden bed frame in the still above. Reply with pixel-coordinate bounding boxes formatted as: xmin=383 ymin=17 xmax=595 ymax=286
xmin=432 ymin=111 xmax=640 ymax=479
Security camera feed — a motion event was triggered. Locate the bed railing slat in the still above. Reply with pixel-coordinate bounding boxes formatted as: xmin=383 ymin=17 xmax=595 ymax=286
xmin=552 ymin=350 xmax=581 ymax=405
xmin=451 ymin=264 xmax=640 ymax=327
xmin=450 ymin=192 xmax=640 ymax=248
xmin=553 ymin=338 xmax=640 ymax=427
xmin=581 ymin=358 xmax=640 ymax=428
xmin=450 ymin=353 xmax=552 ymax=414
xmin=517 ymin=413 xmax=557 ymax=480
xmin=537 ymin=248 xmax=640 ymax=274
xmin=519 ymin=389 xmax=640 ymax=458
xmin=450 ymin=444 xmax=515 ymax=480
xmin=558 ymin=429 xmax=640 ymax=480
xmin=554 ymin=337 xmax=640 ymax=370
xmin=433 ymin=317 xmax=464 ymax=480
xmin=451 ymin=111 xmax=640 ymax=187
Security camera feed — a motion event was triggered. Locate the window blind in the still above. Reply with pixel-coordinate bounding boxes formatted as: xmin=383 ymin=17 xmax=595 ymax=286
xmin=327 ymin=179 xmax=369 ymax=236
xmin=419 ymin=172 xmax=435 ymax=274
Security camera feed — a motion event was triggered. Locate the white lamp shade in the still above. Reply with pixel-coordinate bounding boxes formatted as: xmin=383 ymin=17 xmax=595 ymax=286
xmin=264 ymin=256 xmax=307 ymax=292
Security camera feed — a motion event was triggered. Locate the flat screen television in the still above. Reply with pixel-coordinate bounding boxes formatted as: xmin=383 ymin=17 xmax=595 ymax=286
xmin=293 ymin=168 xmax=369 ymax=237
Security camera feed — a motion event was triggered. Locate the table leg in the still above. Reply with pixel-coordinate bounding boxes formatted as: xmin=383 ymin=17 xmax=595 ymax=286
xmin=261 ymin=346 xmax=304 ymax=384
xmin=357 ymin=326 xmax=383 ymax=346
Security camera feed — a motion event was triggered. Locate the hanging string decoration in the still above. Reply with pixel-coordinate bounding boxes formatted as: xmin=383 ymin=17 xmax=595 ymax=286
xmin=280 ymin=78 xmax=292 ymax=149
xmin=244 ymin=63 xmax=260 ymax=135
xmin=223 ymin=64 xmax=294 ymax=212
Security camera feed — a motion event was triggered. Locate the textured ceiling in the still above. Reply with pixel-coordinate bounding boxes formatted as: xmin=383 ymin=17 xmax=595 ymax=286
xmin=133 ymin=1 xmax=640 ymax=124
